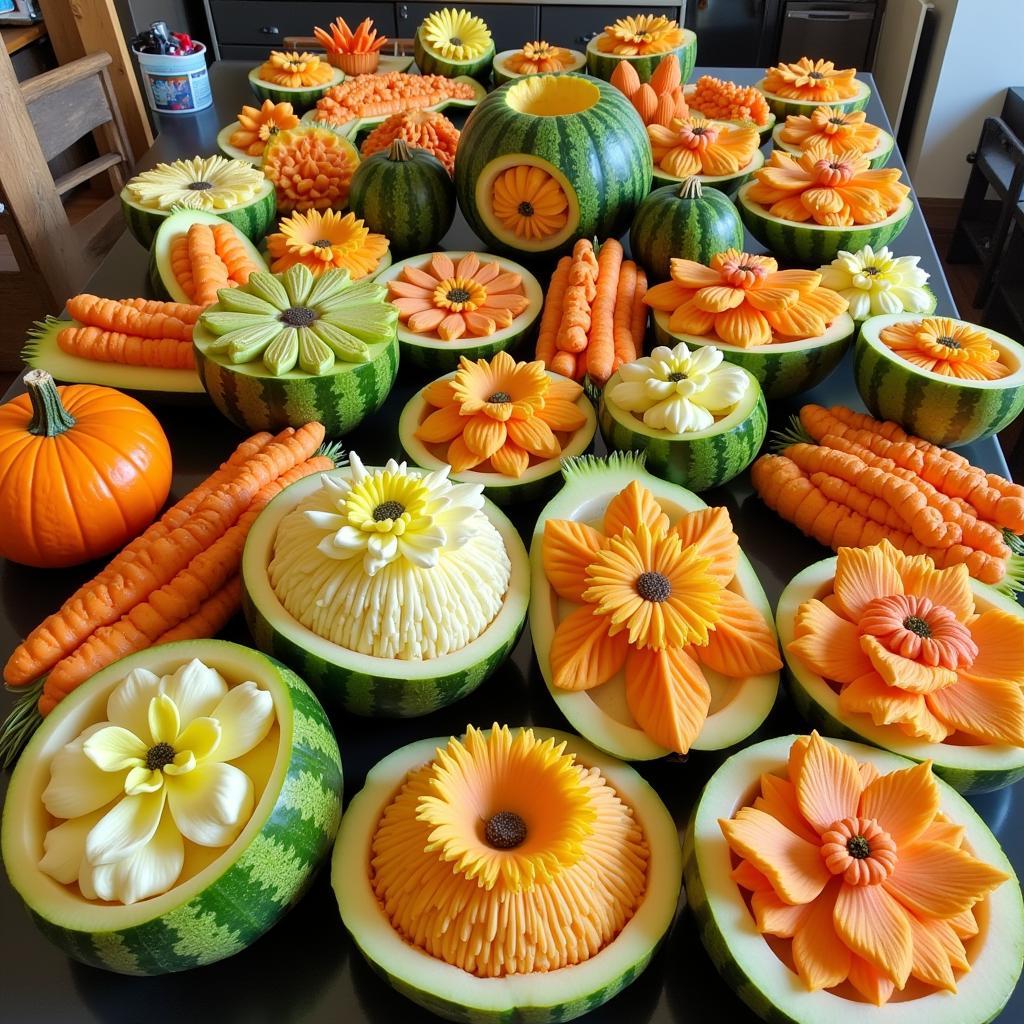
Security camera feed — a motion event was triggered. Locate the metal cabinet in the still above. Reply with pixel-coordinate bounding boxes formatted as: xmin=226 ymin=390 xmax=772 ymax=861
xmin=395 ymin=3 xmax=537 ymax=51
xmin=208 ymin=2 xmax=397 ymax=53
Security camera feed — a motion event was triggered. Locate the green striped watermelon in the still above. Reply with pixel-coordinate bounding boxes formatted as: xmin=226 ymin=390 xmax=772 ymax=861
xmin=374 ymin=251 xmax=544 ymax=374
xmin=652 ymin=149 xmax=765 ymax=197
xmin=454 ymin=74 xmax=652 ymax=257
xmin=348 ymin=140 xmax=455 ymax=257
xmin=771 ymin=123 xmax=895 ymax=168
xmin=652 ymin=310 xmax=857 ymax=400
xmin=193 ymin=267 xmax=400 ymax=436
xmin=332 ymin=726 xmax=681 ymax=1023
xmin=492 ymin=47 xmax=587 ymax=86
xmin=149 ymin=209 xmax=268 ymax=303
xmin=683 ymin=734 xmax=1024 ymax=1024
xmin=530 ymin=453 xmax=780 ymax=761
xmin=2 ymin=639 xmax=342 ymax=975
xmin=737 ymin=183 xmax=914 ymax=266
xmin=397 ymin=369 xmax=598 ymax=505
xmin=630 ymin=178 xmax=745 ymax=282
xmin=120 ymin=179 xmax=276 ymax=249
xmin=414 ymin=31 xmax=494 ymax=82
xmin=778 ymin=556 xmax=1024 ymax=792
xmin=586 ymin=29 xmax=697 ymax=84
xmin=241 ymin=469 xmax=530 ymax=717
xmin=247 ymin=66 xmax=345 ymax=111
xmin=755 ymin=77 xmax=871 ymax=120
xmin=854 ymin=313 xmax=1024 ymax=446
xmin=599 ymin=367 xmax=767 ymax=491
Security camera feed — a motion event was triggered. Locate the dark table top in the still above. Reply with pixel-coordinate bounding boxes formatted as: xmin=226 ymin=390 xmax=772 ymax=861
xmin=0 ymin=63 xmax=1020 ymax=1024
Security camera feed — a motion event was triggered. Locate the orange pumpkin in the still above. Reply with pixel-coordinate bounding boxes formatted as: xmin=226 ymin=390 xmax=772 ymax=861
xmin=0 ymin=369 xmax=172 ymax=568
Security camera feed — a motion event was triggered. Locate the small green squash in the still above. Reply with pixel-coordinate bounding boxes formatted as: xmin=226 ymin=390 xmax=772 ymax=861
xmin=348 ymin=139 xmax=455 ymax=257
xmin=629 ymin=178 xmax=745 ymax=282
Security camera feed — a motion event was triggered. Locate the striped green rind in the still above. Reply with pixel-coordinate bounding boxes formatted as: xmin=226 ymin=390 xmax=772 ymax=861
xmin=599 ymin=368 xmax=767 ymax=491
xmin=652 ymin=149 xmax=764 ymax=197
xmin=332 ymin=727 xmax=681 ymax=1022
xmin=755 ymin=77 xmax=871 ymax=119
xmin=684 ymin=734 xmax=1024 ymax=1024
xmin=454 ymin=74 xmax=652 ymax=256
xmin=585 ymin=29 xmax=697 ymax=83
xmin=652 ymin=311 xmax=856 ymax=400
xmin=247 ymin=66 xmax=345 ymax=110
xmin=771 ymin=123 xmax=894 ymax=168
xmin=854 ymin=313 xmax=1024 ymax=446
xmin=2 ymin=640 xmax=342 ymax=974
xmin=120 ymin=180 xmax=277 ymax=248
xmin=241 ymin=470 xmax=530 ymax=717
xmin=193 ymin=326 xmax=399 ymax=436
xmin=375 ymin=252 xmax=544 ymax=374
xmin=737 ymin=183 xmax=913 ymax=266
xmin=397 ymin=370 xmax=598 ymax=505
xmin=778 ymin=556 xmax=1024 ymax=792
xmin=348 ymin=145 xmax=455 ymax=257
xmin=491 ymin=48 xmax=587 ymax=86
xmin=630 ymin=180 xmax=745 ymax=282
xmin=414 ymin=29 xmax=495 ymax=82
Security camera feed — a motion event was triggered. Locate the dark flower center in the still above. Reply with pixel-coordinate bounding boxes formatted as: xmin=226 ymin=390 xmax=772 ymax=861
xmin=313 ymin=238 xmax=333 ymax=248
xmin=373 ymin=501 xmax=405 ymax=522
xmin=280 ymin=306 xmax=317 ymax=327
xmin=808 ymin=71 xmax=824 ymax=79
xmin=188 ymin=180 xmax=213 ymax=190
xmin=936 ymin=335 xmax=962 ymax=349
xmin=487 ymin=391 xmax=512 ymax=404
xmin=145 ymin=742 xmax=176 ymax=771
xmin=484 ymin=811 xmax=527 ymax=849
xmin=667 ymin=371 xmax=687 ymax=382
xmin=636 ymin=571 xmax=672 ymax=602
xmin=450 ymin=35 xmax=462 ymax=45
xmin=828 ymin=116 xmax=847 ymax=125
xmin=903 ymin=614 xmax=932 ymax=638
xmin=846 ymin=835 xmax=871 ymax=859
xmin=691 ymin=125 xmax=707 ymax=136
xmin=517 ymin=201 xmax=535 ymax=217
xmin=447 ymin=287 xmax=472 ymax=304
xmin=863 ymin=266 xmax=880 ymax=275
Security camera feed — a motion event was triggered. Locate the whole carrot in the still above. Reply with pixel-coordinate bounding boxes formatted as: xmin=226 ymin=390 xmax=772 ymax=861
xmin=169 ymin=236 xmax=196 ymax=303
xmin=188 ymin=223 xmax=231 ymax=306
xmin=213 ymin=223 xmax=262 ymax=284
xmin=612 ymin=259 xmax=638 ymax=369
xmin=535 ymin=256 xmax=572 ymax=366
xmin=550 ymin=350 xmax=577 ymax=378
xmin=66 ymin=294 xmax=193 ymax=341
xmin=631 ymin=266 xmax=648 ymax=352
xmin=809 ymin=471 xmax=910 ymax=530
xmin=119 ymin=297 xmax=203 ymax=324
xmin=586 ymin=238 xmax=624 ymax=384
xmin=58 ymin=325 xmax=195 ymax=369
xmin=154 ymin=576 xmax=242 ymax=645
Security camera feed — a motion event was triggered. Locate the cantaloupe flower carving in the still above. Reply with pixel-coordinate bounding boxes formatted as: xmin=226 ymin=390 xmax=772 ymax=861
xmin=788 ymin=539 xmax=1024 ymax=745
xmin=879 ymin=317 xmax=1011 ymax=380
xmin=648 ymin=116 xmax=760 ymax=179
xmin=763 ymin=58 xmax=859 ymax=102
xmin=125 ymin=156 xmax=264 ymax=212
xmin=543 ymin=481 xmax=781 ymax=753
xmin=779 ymin=106 xmax=881 ymax=157
xmin=505 ymin=41 xmax=575 ymax=74
xmin=228 ymin=100 xmax=299 ymax=156
xmin=598 ymin=15 xmax=684 ymax=56
xmin=258 ymin=51 xmax=334 ymax=88
xmin=39 ymin=660 xmax=274 ymax=905
xmin=817 ymin=245 xmax=932 ymax=320
xmin=721 ymin=732 xmax=1009 ymax=1003
xmin=746 ymin=143 xmax=910 ymax=226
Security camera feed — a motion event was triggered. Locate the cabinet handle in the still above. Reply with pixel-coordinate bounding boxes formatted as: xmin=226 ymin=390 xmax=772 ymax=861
xmin=259 ymin=25 xmax=280 ymax=35
xmin=399 ymin=4 xmax=409 ymax=19
xmin=577 ymin=30 xmax=599 ymax=43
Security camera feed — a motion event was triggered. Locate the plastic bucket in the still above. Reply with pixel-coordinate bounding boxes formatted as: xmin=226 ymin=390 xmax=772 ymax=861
xmin=133 ymin=42 xmax=211 ymax=114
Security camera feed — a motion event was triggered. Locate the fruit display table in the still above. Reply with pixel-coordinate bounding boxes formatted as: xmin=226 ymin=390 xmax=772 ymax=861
xmin=0 ymin=62 xmax=1019 ymax=1024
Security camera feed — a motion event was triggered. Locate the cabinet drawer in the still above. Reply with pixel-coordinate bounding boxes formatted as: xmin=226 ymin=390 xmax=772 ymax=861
xmin=395 ymin=4 xmax=538 ymax=52
xmin=210 ymin=2 xmax=397 ymax=48
xmin=540 ymin=5 xmax=682 ymax=50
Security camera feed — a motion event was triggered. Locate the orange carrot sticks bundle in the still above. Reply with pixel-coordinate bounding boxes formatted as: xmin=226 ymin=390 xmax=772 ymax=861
xmin=612 ymin=259 xmax=638 ymax=369
xmin=630 ymin=265 xmax=648 ymax=354
xmin=212 ymin=223 xmax=262 ymax=285
xmin=57 ymin=325 xmax=195 ymax=370
xmin=188 ymin=222 xmax=232 ymax=306
xmin=65 ymin=294 xmax=194 ymax=341
xmin=154 ymin=576 xmax=242 ymax=645
xmin=169 ymin=237 xmax=197 ymax=303
xmin=586 ymin=239 xmax=624 ymax=384
xmin=809 ymin=472 xmax=910 ymax=531
xmin=118 ymin=297 xmax=203 ymax=324
xmin=535 ymin=255 xmax=572 ymax=367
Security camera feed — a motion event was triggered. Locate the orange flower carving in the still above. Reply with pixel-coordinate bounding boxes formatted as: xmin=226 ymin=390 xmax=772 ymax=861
xmin=505 ymin=41 xmax=576 ymax=74
xmin=257 ymin=51 xmax=334 ymax=88
xmin=763 ymin=57 xmax=859 ymax=102
xmin=265 ymin=209 xmax=388 ymax=279
xmin=228 ymin=100 xmax=299 ymax=156
xmin=779 ymin=106 xmax=882 ymax=157
xmin=648 ymin=116 xmax=760 ymax=179
xmin=879 ymin=317 xmax=1010 ymax=380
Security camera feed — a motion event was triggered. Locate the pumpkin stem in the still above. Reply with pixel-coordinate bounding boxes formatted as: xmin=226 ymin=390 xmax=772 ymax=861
xmin=679 ymin=177 xmax=704 ymax=200
xmin=23 ymin=369 xmax=76 ymax=438
xmin=387 ymin=138 xmax=414 ymax=162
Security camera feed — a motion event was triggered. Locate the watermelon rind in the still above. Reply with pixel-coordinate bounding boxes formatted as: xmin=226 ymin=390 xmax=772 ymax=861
xmin=455 ymin=74 xmax=652 ymax=257
xmin=332 ymin=726 xmax=682 ymax=1023
xmin=192 ymin=318 xmax=399 ymax=437
xmin=755 ymin=77 xmax=871 ymax=120
xmin=777 ymin=555 xmax=1024 ymax=792
xmin=629 ymin=180 xmax=745 ymax=282
xmin=120 ymin=178 xmax=277 ymax=249
xmin=585 ymin=29 xmax=697 ymax=84
xmin=771 ymin=123 xmax=895 ymax=169
xmin=737 ymin=183 xmax=914 ymax=266
xmin=529 ymin=453 xmax=780 ymax=761
xmin=599 ymin=367 xmax=767 ymax=492
xmin=492 ymin=48 xmax=587 ymax=87
xmin=652 ymin=310 xmax=856 ymax=401
xmin=22 ymin=316 xmax=203 ymax=397
xmin=398 ymin=369 xmax=598 ymax=505
xmin=652 ymin=148 xmax=765 ymax=196
xmin=241 ymin=468 xmax=530 ymax=717
xmin=149 ymin=209 xmax=269 ymax=304
xmin=1 ymin=639 xmax=343 ymax=975
xmin=247 ymin=65 xmax=345 ymax=111
xmin=375 ymin=251 xmax=544 ymax=373
xmin=414 ymin=28 xmax=495 ymax=82
xmin=854 ymin=313 xmax=1024 ymax=446
xmin=683 ymin=733 xmax=1024 ymax=1024
xmin=215 ymin=121 xmax=262 ymax=164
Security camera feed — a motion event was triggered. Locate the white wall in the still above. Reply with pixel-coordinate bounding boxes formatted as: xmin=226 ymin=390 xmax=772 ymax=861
xmin=905 ymin=0 xmax=1024 ymax=198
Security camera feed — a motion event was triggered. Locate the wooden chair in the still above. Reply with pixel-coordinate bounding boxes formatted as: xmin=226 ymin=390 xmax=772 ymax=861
xmin=0 ymin=47 xmax=133 ymax=368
